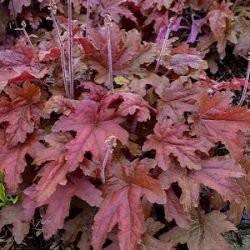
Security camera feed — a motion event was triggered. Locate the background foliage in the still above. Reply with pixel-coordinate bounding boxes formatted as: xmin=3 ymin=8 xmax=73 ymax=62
xmin=0 ymin=0 xmax=250 ymax=249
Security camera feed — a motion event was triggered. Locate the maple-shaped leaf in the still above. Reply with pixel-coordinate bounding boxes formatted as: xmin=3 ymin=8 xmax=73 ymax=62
xmin=139 ymin=218 xmax=173 ymax=250
xmin=92 ymin=185 xmax=144 ymax=250
xmin=141 ymin=0 xmax=173 ymax=10
xmin=72 ymin=0 xmax=99 ymax=13
xmin=7 ymin=0 xmax=31 ymax=15
xmin=207 ymin=1 xmax=237 ymax=59
xmin=119 ymin=158 xmax=166 ymax=204
xmin=0 ymin=42 xmax=46 ymax=90
xmin=23 ymin=171 xmax=102 ymax=239
xmin=108 ymin=92 xmax=153 ymax=122
xmin=0 ymin=203 xmax=30 ymax=244
xmin=0 ymin=131 xmax=38 ymax=192
xmin=155 ymin=76 xmax=202 ymax=122
xmin=186 ymin=0 xmax=210 ymax=10
xmin=62 ymin=206 xmax=95 ymax=250
xmin=210 ymin=78 xmax=250 ymax=92
xmin=0 ymin=81 xmax=47 ymax=146
xmin=159 ymin=157 xmax=245 ymax=211
xmin=143 ymin=8 xmax=169 ymax=33
xmin=234 ymin=15 xmax=250 ymax=56
xmin=92 ymin=158 xmax=166 ymax=250
xmin=0 ymin=45 xmax=33 ymax=67
xmin=27 ymin=133 xmax=75 ymax=203
xmin=80 ymin=81 xmax=108 ymax=102
xmin=130 ymin=73 xmax=167 ymax=97
xmin=73 ymin=0 xmax=136 ymax=22
xmin=165 ymin=187 xmax=191 ymax=228
xmin=96 ymin=0 xmax=137 ymax=23
xmin=53 ymin=99 xmax=129 ymax=163
xmin=44 ymin=95 xmax=80 ymax=116
xmin=190 ymin=158 xmax=245 ymax=204
xmin=160 ymin=209 xmax=236 ymax=250
xmin=227 ymin=174 xmax=250 ymax=225
xmin=161 ymin=44 xmax=208 ymax=76
xmin=39 ymin=47 xmax=60 ymax=62
xmin=76 ymin=24 xmax=156 ymax=84
xmin=143 ymin=120 xmax=211 ymax=170
xmin=191 ymin=91 xmax=250 ymax=160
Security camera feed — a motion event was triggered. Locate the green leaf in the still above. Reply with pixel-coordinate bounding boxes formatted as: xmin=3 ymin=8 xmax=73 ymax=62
xmin=0 ymin=171 xmax=18 ymax=208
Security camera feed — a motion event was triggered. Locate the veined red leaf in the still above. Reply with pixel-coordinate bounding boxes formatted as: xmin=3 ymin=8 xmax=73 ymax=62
xmin=27 ymin=133 xmax=74 ymax=203
xmin=23 ymin=171 xmax=102 ymax=239
xmin=53 ymin=99 xmax=129 ymax=163
xmin=0 ymin=203 xmax=30 ymax=244
xmin=165 ymin=187 xmax=191 ymax=228
xmin=155 ymin=76 xmax=202 ymax=122
xmin=92 ymin=185 xmax=144 ymax=250
xmin=140 ymin=218 xmax=173 ymax=250
xmin=75 ymin=24 xmax=156 ymax=84
xmin=8 ymin=0 xmax=31 ymax=15
xmin=143 ymin=120 xmax=211 ymax=170
xmin=141 ymin=0 xmax=173 ymax=10
xmin=96 ymin=0 xmax=137 ymax=24
xmin=207 ymin=1 xmax=236 ymax=59
xmin=0 ymin=132 xmax=38 ymax=192
xmin=0 ymin=42 xmax=46 ymax=90
xmin=0 ymin=81 xmax=47 ymax=146
xmin=160 ymin=209 xmax=236 ymax=250
xmin=159 ymin=157 xmax=245 ymax=211
xmin=160 ymin=44 xmax=208 ymax=76
xmin=192 ymin=91 xmax=250 ymax=160
xmin=92 ymin=158 xmax=165 ymax=250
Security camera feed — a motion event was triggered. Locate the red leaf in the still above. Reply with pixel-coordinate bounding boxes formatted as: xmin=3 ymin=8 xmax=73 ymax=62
xmin=122 ymin=158 xmax=166 ymax=204
xmin=92 ymin=185 xmax=144 ymax=250
xmin=0 ymin=43 xmax=46 ymax=90
xmin=76 ymin=24 xmax=155 ymax=84
xmin=161 ymin=209 xmax=236 ymax=250
xmin=210 ymin=78 xmax=249 ymax=92
xmin=207 ymin=1 xmax=235 ymax=58
xmin=92 ymin=158 xmax=165 ymax=250
xmin=8 ymin=0 xmax=31 ymax=14
xmin=0 ymin=203 xmax=30 ymax=244
xmin=0 ymin=132 xmax=37 ymax=192
xmin=165 ymin=188 xmax=191 ymax=228
xmin=108 ymin=92 xmax=153 ymax=122
xmin=96 ymin=0 xmax=137 ymax=24
xmin=143 ymin=120 xmax=211 ymax=170
xmin=140 ymin=218 xmax=174 ymax=250
xmin=39 ymin=48 xmax=60 ymax=62
xmin=159 ymin=157 xmax=245 ymax=211
xmin=23 ymin=171 xmax=102 ymax=239
xmin=0 ymin=81 xmax=47 ymax=146
xmin=156 ymin=76 xmax=202 ymax=122
xmin=192 ymin=91 xmax=250 ymax=160
xmin=142 ymin=0 xmax=173 ymax=10
xmin=160 ymin=44 xmax=207 ymax=76
xmin=53 ymin=100 xmax=129 ymax=163
xmin=27 ymin=133 xmax=73 ymax=203
xmin=190 ymin=158 xmax=245 ymax=204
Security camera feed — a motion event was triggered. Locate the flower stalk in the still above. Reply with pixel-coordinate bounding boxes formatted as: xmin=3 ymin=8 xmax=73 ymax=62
xmin=86 ymin=0 xmax=91 ymax=38
xmin=155 ymin=18 xmax=174 ymax=73
xmin=100 ymin=136 xmax=117 ymax=184
xmin=50 ymin=3 xmax=70 ymax=98
xmin=104 ymin=14 xmax=114 ymax=90
xmin=68 ymin=0 xmax=74 ymax=99
xmin=239 ymin=56 xmax=250 ymax=106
